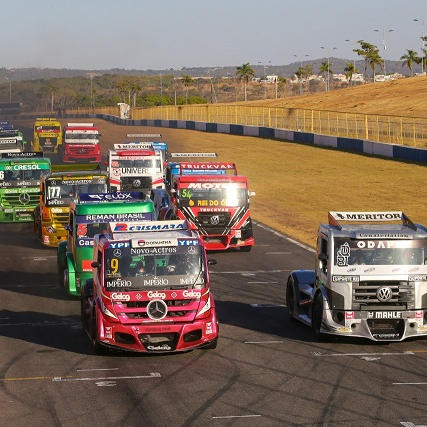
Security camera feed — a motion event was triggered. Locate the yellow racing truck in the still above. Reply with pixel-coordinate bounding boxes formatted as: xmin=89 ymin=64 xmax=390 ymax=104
xmin=32 ymin=118 xmax=62 ymax=154
xmin=34 ymin=164 xmax=109 ymax=247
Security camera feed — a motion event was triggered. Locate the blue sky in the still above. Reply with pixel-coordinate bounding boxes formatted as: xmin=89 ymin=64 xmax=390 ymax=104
xmin=1 ymin=0 xmax=426 ymax=70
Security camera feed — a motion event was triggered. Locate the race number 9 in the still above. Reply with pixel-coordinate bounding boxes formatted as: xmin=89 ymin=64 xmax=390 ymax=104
xmin=110 ymin=258 xmax=119 ymax=274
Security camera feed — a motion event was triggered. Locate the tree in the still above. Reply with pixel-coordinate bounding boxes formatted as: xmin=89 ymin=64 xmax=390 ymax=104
xmin=400 ymin=49 xmax=420 ymax=76
xmin=236 ymin=63 xmax=255 ymax=101
xmin=354 ymin=40 xmax=378 ymax=80
xmin=181 ymin=74 xmax=194 ymax=104
xmin=368 ymin=50 xmax=384 ymax=82
xmin=318 ymin=61 xmax=332 ymax=91
xmin=344 ymin=62 xmax=359 ymax=84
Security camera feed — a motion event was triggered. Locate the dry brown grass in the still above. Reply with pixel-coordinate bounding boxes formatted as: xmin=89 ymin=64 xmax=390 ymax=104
xmin=233 ymin=75 xmax=427 ymax=118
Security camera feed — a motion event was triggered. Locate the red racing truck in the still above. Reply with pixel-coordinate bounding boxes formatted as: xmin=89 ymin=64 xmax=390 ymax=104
xmin=159 ymin=162 xmax=255 ymax=252
xmin=81 ymin=219 xmax=218 ymax=354
xmin=62 ymin=123 xmax=101 ymax=163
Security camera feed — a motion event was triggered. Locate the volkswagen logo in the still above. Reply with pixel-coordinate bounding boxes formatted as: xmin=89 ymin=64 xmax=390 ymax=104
xmin=146 ymin=299 xmax=168 ymax=320
xmin=19 ymin=193 xmax=31 ymax=205
xmin=376 ymin=286 xmax=393 ymax=303
xmin=133 ymin=179 xmax=141 ymax=188
xmin=210 ymin=215 xmax=220 ymax=225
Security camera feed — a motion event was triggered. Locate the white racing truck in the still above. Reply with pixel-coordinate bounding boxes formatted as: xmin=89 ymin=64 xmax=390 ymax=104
xmin=286 ymin=211 xmax=427 ymax=341
xmin=107 ymin=134 xmax=166 ymax=193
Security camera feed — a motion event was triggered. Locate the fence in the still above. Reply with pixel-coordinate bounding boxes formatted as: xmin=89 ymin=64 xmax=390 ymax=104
xmin=65 ymin=104 xmax=427 ymax=148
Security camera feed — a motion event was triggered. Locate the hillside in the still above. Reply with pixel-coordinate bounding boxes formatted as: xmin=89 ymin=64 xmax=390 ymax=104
xmin=239 ymin=75 xmax=427 ymax=118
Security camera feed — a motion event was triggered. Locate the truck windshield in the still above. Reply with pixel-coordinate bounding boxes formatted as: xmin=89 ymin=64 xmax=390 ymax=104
xmin=46 ymin=178 xmax=108 ymax=206
xmin=112 ymin=158 xmax=161 ymax=169
xmin=104 ymin=246 xmax=204 ymax=290
xmin=334 ymin=238 xmax=427 ymax=267
xmin=178 ymin=186 xmax=247 ymax=208
xmin=0 ymin=167 xmax=48 ymax=185
xmin=35 ymin=126 xmax=61 ymax=132
xmin=65 ymin=133 xmax=99 ymax=141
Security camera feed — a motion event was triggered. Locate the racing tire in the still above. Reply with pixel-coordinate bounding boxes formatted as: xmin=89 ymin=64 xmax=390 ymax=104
xmin=57 ymin=263 xmax=65 ymax=287
xmin=286 ymin=278 xmax=298 ymax=322
xmin=91 ymin=309 xmax=107 ymax=356
xmin=63 ymin=269 xmax=69 ymax=292
xmin=312 ymin=294 xmax=324 ymax=341
xmin=201 ymin=337 xmax=218 ymax=350
xmin=240 ymin=245 xmax=252 ymax=253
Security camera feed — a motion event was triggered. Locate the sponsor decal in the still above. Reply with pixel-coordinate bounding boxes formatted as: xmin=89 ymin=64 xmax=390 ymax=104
xmin=11 ymin=164 xmax=41 ymax=170
xmin=144 ymin=278 xmax=169 ymax=287
xmin=144 ymin=327 xmax=172 ymax=332
xmin=131 ymin=247 xmax=177 ymax=255
xmin=415 ymin=311 xmax=423 ymax=319
xmin=111 ymin=292 xmax=131 ymax=301
xmin=177 ymin=239 xmax=199 ymax=246
xmin=107 ymin=278 xmax=132 ymax=287
xmin=345 ymin=312 xmax=354 ymax=320
xmin=105 ymin=326 xmax=113 ymax=339
xmin=109 ymin=242 xmax=130 ymax=248
xmin=147 ymin=291 xmax=166 ymax=299
xmin=336 ymin=242 xmax=351 ymax=266
xmin=409 ymin=275 xmax=427 ymax=281
xmin=331 ymin=211 xmax=402 ymax=221
xmin=77 ymin=239 xmax=94 ymax=247
xmin=188 ymin=182 xmax=237 ymax=189
xmin=332 ymin=275 xmax=359 ymax=282
xmin=82 ymin=260 xmax=93 ymax=271
xmin=51 ymin=208 xmax=63 ymax=213
xmin=85 ymin=212 xmax=148 ymax=221
xmin=205 ymin=322 xmax=213 ymax=334
xmin=183 ymin=290 xmax=201 ymax=298
xmin=147 ymin=344 xmax=172 ymax=351
xmin=368 ymin=311 xmax=402 ymax=319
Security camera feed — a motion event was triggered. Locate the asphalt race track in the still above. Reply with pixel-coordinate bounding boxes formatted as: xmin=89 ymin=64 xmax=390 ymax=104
xmin=1 ymin=122 xmax=427 ymax=426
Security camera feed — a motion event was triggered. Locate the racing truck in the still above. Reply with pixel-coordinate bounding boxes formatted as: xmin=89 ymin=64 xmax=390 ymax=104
xmin=0 ymin=122 xmax=25 ymax=154
xmin=156 ymin=159 xmax=255 ymax=252
xmin=81 ymin=219 xmax=219 ymax=354
xmin=34 ymin=164 xmax=109 ymax=247
xmin=286 ymin=211 xmax=427 ymax=342
xmin=0 ymin=152 xmax=51 ymax=222
xmin=32 ymin=118 xmax=62 ymax=154
xmin=107 ymin=135 xmax=165 ymax=192
xmin=125 ymin=133 xmax=168 ymax=163
xmin=57 ymin=192 xmax=155 ymax=297
xmin=62 ymin=123 xmax=101 ymax=163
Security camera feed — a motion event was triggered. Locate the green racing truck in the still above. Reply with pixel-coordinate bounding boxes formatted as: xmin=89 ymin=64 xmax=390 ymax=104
xmin=0 ymin=152 xmax=51 ymax=222
xmin=57 ymin=191 xmax=156 ymax=296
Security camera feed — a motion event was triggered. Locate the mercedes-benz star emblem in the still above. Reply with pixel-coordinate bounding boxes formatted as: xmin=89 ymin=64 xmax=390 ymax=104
xmin=147 ymin=299 xmax=168 ymax=320
xmin=376 ymin=286 xmax=393 ymax=303
xmin=19 ymin=193 xmax=31 ymax=205
xmin=210 ymin=215 xmax=220 ymax=225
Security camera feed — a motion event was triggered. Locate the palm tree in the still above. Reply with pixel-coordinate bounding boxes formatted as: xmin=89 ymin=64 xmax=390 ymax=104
xmin=354 ymin=40 xmax=377 ymax=80
xmin=181 ymin=74 xmax=194 ymax=104
xmin=236 ymin=63 xmax=255 ymax=101
xmin=344 ymin=62 xmax=359 ymax=84
xmin=368 ymin=50 xmax=384 ymax=82
xmin=318 ymin=61 xmax=332 ymax=91
xmin=400 ymin=49 xmax=420 ymax=76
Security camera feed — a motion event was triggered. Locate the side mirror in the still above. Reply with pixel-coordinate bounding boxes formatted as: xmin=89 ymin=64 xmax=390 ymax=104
xmin=64 ymin=225 xmax=71 ymax=231
xmin=91 ymin=261 xmax=100 ymax=268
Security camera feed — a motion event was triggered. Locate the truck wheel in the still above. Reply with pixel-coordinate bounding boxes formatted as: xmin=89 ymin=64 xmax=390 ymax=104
xmin=91 ymin=309 xmax=107 ymax=356
xmin=312 ymin=294 xmax=324 ymax=340
xmin=201 ymin=337 xmax=218 ymax=349
xmin=286 ymin=278 xmax=297 ymax=321
xmin=58 ymin=263 xmax=65 ymax=287
xmin=63 ymin=269 xmax=69 ymax=291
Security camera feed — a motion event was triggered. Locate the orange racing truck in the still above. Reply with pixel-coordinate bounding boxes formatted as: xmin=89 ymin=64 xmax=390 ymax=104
xmin=81 ymin=219 xmax=218 ymax=354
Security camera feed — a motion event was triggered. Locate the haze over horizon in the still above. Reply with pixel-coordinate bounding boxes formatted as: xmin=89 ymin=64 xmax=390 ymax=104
xmin=1 ymin=0 xmax=426 ymax=72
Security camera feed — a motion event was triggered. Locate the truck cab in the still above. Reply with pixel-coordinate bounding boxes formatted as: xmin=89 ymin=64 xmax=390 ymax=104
xmin=81 ymin=219 xmax=218 ymax=354
xmin=32 ymin=118 xmax=62 ymax=154
xmin=287 ymin=211 xmax=427 ymax=342
xmin=0 ymin=122 xmax=25 ymax=154
xmin=62 ymin=123 xmax=101 ymax=163
xmin=0 ymin=152 xmax=51 ymax=222
xmin=57 ymin=191 xmax=155 ymax=296
xmin=34 ymin=164 xmax=109 ymax=247
xmin=107 ymin=136 xmax=165 ymax=192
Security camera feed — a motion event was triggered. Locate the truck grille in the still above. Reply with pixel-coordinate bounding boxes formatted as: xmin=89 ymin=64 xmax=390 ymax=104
xmin=352 ymin=281 xmax=415 ymax=310
xmin=121 ymin=176 xmax=152 ymax=192
xmin=197 ymin=212 xmax=231 ymax=228
xmin=51 ymin=211 xmax=70 ymax=224
xmin=1 ymin=192 xmax=39 ymax=207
